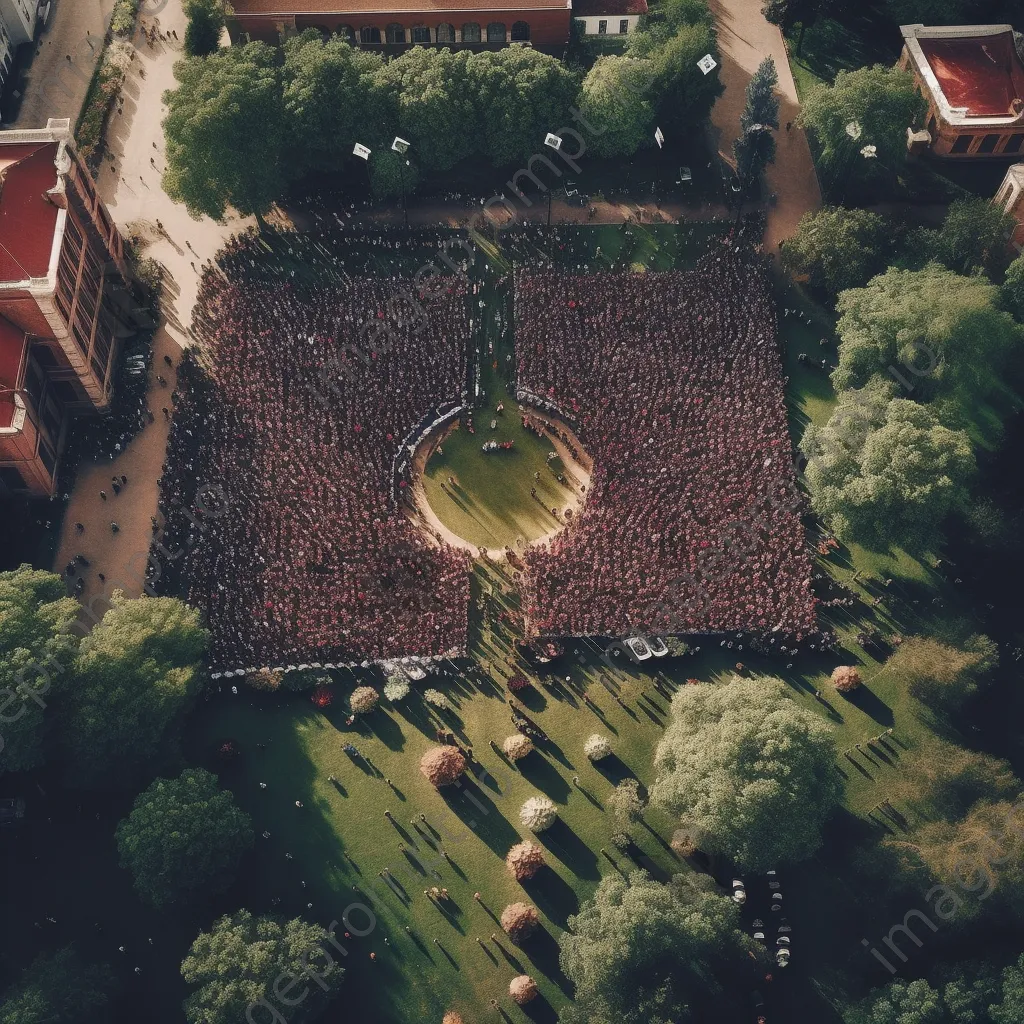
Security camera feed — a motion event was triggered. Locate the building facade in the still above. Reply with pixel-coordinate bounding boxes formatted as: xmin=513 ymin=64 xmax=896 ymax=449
xmin=0 ymin=0 xmax=38 ymax=92
xmin=572 ymin=0 xmax=645 ymax=37
xmin=900 ymin=23 xmax=1024 ymax=159
xmin=229 ymin=0 xmax=574 ymax=49
xmin=0 ymin=119 xmax=130 ymax=497
xmin=995 ymin=162 xmax=1024 ymax=251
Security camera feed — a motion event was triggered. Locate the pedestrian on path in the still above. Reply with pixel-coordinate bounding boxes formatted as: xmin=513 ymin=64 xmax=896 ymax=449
xmin=74 ymin=522 xmax=84 ymax=533
xmin=99 ymin=490 xmax=107 ymax=501
xmin=110 ymin=522 xmax=120 ymax=534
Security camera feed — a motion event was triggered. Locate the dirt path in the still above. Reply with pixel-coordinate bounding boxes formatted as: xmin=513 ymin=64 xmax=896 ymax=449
xmin=710 ymin=0 xmax=821 ymax=250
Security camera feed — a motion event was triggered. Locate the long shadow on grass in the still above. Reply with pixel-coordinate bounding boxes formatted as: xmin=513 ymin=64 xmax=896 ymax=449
xmin=844 ymin=685 xmax=894 ymax=726
xmin=442 ymin=777 xmax=521 ymax=856
xmin=518 ymin=756 xmax=571 ymax=802
xmin=593 ymin=754 xmax=633 ymax=786
xmin=524 ymin=927 xmax=573 ymax=995
xmin=522 ymin=997 xmax=559 ymax=1024
xmin=536 ymin=820 xmax=600 ymax=880
xmin=362 ymin=710 xmax=407 ymax=752
xmin=523 ymin=868 xmax=580 ymax=929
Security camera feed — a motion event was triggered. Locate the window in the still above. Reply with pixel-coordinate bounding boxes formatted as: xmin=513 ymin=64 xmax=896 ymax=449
xmin=598 ymin=19 xmax=607 ymax=33
xmin=1005 ymin=133 xmax=1024 ymax=154
xmin=619 ymin=18 xmax=629 ymax=33
xmin=511 ymin=21 xmax=529 ymax=40
xmin=461 ymin=22 xmax=480 ymax=42
xmin=487 ymin=22 xmax=506 ymax=41
xmin=949 ymin=133 xmax=971 ymax=154
xmin=386 ymin=23 xmax=406 ymax=43
xmin=360 ymin=26 xmax=381 ymax=43
xmin=436 ymin=22 xmax=454 ymax=42
xmin=411 ymin=25 xmax=430 ymax=43
xmin=337 ymin=24 xmax=355 ymax=42
xmin=978 ymin=133 xmax=1000 ymax=154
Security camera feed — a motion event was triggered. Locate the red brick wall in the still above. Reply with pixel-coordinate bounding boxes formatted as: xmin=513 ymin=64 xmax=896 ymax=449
xmin=232 ymin=10 xmax=570 ymax=47
xmin=0 ymin=294 xmax=55 ymax=338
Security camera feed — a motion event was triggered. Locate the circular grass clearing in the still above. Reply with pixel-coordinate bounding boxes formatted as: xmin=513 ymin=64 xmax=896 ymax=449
xmin=419 ymin=413 xmax=587 ymax=551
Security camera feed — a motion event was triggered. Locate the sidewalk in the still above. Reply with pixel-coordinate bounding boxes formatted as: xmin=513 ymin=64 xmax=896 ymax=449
xmin=710 ymin=0 xmax=821 ymax=250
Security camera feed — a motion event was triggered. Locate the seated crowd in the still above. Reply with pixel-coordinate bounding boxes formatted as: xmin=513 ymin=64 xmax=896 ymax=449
xmin=515 ymin=246 xmax=816 ymax=638
xmin=160 ymin=231 xmax=473 ymax=671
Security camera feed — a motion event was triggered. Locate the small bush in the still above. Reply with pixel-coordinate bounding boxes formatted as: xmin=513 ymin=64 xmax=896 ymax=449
xmin=311 ymin=685 xmax=333 ymax=708
xmin=506 ymin=841 xmax=545 ymax=881
xmin=584 ymin=734 xmax=612 ymax=760
xmin=420 ymin=746 xmax=466 ymax=787
xmin=519 ymin=796 xmax=557 ymax=832
xmin=424 ymin=688 xmax=451 ymax=710
xmin=442 ymin=1014 xmax=465 ymax=1024
xmin=831 ymin=665 xmax=862 ymax=694
xmin=507 ymin=674 xmax=531 ymax=693
xmin=246 ymin=668 xmax=282 ymax=692
xmin=500 ymin=902 xmax=540 ymax=943
xmin=670 ymin=828 xmax=696 ymax=856
xmin=350 ymin=686 xmax=379 ymax=714
xmin=111 ymin=0 xmax=140 ymax=36
xmin=383 ymin=675 xmax=411 ymax=702
xmin=503 ymin=734 xmax=534 ymax=762
xmin=509 ymin=975 xmax=539 ymax=1005
xmin=281 ymin=670 xmax=326 ymax=692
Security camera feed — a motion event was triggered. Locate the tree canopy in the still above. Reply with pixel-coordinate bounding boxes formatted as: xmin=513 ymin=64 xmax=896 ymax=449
xmin=800 ymin=382 xmax=975 ymax=551
xmin=799 ymin=65 xmax=926 ymax=190
xmin=886 ymin=634 xmax=998 ymax=715
xmin=831 ymin=265 xmax=1023 ymax=416
xmin=116 ymin=768 xmax=253 ymax=907
xmin=845 ymin=978 xmax=950 ymax=1024
xmin=934 ymin=197 xmax=1014 ymax=279
xmin=60 ymin=593 xmax=208 ymax=787
xmin=781 ymin=207 xmax=893 ymax=295
xmin=182 ymin=0 xmax=226 ymax=57
xmin=576 ymin=56 xmax=658 ymax=159
xmin=163 ymin=42 xmax=288 ymax=223
xmin=734 ymin=58 xmax=779 ymax=184
xmin=1002 ymin=252 xmax=1024 ymax=322
xmin=558 ymin=870 xmax=762 ymax=1024
xmin=0 ymin=946 xmax=114 ymax=1024
xmin=181 ymin=910 xmax=344 ymax=1024
xmin=650 ymin=675 xmax=841 ymax=871
xmin=0 ymin=566 xmax=79 ymax=775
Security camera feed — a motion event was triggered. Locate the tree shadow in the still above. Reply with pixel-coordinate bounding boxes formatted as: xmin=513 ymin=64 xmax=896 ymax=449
xmin=518 ymin=687 xmax=548 ymax=713
xmin=844 ymin=686 xmax=894 ymax=726
xmin=593 ymin=754 xmax=633 ymax=786
xmin=523 ymin=869 xmax=580 ymax=929
xmin=518 ymin=756 xmax=572 ymax=803
xmin=536 ymin=820 xmax=600 ymax=880
xmin=362 ymin=711 xmax=407 ymax=751
xmin=522 ymin=995 xmax=559 ymax=1024
xmin=523 ymin=927 xmax=573 ymax=995
xmin=442 ymin=777 xmax=521 ymax=857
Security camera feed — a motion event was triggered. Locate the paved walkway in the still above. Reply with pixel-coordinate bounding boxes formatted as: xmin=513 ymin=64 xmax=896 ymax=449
xmin=709 ymin=0 xmax=821 ymax=250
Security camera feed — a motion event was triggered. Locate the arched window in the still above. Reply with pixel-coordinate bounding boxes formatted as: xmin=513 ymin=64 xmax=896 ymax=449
xmin=386 ymin=23 xmax=406 ymax=43
xmin=337 ymin=24 xmax=356 ymax=43
xmin=411 ymin=24 xmax=430 ymax=43
xmin=511 ymin=20 xmax=529 ymax=40
xmin=487 ymin=22 xmax=506 ymax=42
xmin=436 ymin=22 xmax=455 ymax=43
xmin=461 ymin=22 xmax=481 ymax=42
xmin=360 ymin=26 xmax=380 ymax=43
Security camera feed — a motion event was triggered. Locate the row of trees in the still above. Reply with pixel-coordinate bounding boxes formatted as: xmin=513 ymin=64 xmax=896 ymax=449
xmin=163 ymin=2 xmax=723 ymax=220
xmin=0 ymin=565 xmax=208 ymax=787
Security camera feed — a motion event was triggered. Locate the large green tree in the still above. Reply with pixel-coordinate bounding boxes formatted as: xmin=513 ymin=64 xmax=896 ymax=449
xmin=643 ymin=20 xmax=724 ymax=137
xmin=936 ymin=197 xmax=1015 ymax=279
xmin=181 ymin=911 xmax=344 ymax=1024
xmin=800 ymin=65 xmax=926 ymax=191
xmin=781 ymin=207 xmax=893 ymax=296
xmin=163 ymin=42 xmax=287 ymax=224
xmin=559 ymin=870 xmax=762 ymax=1024
xmin=281 ymin=32 xmax=386 ymax=175
xmin=844 ymin=979 xmax=948 ymax=1024
xmin=576 ymin=56 xmax=658 ymax=159
xmin=650 ymin=675 xmax=841 ymax=871
xmin=468 ymin=48 xmax=579 ymax=167
xmin=183 ymin=0 xmax=227 ymax=57
xmin=116 ymin=768 xmax=253 ymax=907
xmin=60 ymin=593 xmax=208 ymax=787
xmin=1002 ymin=252 xmax=1024 ymax=321
xmin=0 ymin=947 xmax=114 ymax=1024
xmin=886 ymin=635 xmax=998 ymax=715
xmin=734 ymin=57 xmax=779 ymax=185
xmin=801 ymin=382 xmax=975 ymax=551
xmin=993 ymin=954 xmax=1024 ymax=1024
xmin=0 ymin=566 xmax=79 ymax=775
xmin=831 ymin=265 xmax=1023 ymax=415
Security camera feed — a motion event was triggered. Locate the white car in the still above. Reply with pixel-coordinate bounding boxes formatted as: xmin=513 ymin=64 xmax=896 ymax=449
xmin=624 ymin=636 xmax=653 ymax=661
xmin=647 ymin=636 xmax=669 ymax=657
xmin=731 ymin=878 xmax=747 ymax=904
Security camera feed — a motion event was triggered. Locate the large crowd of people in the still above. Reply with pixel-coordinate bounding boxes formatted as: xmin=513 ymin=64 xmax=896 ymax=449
xmin=515 ymin=245 xmax=817 ymax=638
xmin=160 ymin=231 xmax=473 ymax=671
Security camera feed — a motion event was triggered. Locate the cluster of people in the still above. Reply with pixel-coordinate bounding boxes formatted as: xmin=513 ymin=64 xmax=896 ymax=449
xmin=514 ymin=245 xmax=817 ymax=638
xmin=161 ymin=231 xmax=474 ymax=670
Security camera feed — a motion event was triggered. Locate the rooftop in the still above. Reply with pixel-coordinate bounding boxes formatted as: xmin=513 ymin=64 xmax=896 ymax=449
xmin=0 ymin=140 xmax=61 ymax=283
xmin=572 ymin=0 xmax=646 ymax=15
xmin=902 ymin=24 xmax=1024 ymax=125
xmin=230 ymin=0 xmax=570 ymax=12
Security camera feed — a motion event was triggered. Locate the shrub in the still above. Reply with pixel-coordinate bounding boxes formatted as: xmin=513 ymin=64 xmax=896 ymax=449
xmin=584 ymin=734 xmax=612 ymax=760
xmin=670 ymin=828 xmax=696 ymax=857
xmin=350 ymin=686 xmax=379 ymax=714
xmin=503 ymin=734 xmax=534 ymax=762
xmin=420 ymin=746 xmax=466 ymax=787
xmin=507 ymin=674 xmax=531 ymax=693
xmin=184 ymin=0 xmax=227 ymax=56
xmin=607 ymin=778 xmax=646 ymax=825
xmin=888 ymin=635 xmax=998 ymax=713
xmin=509 ymin=974 xmax=539 ymax=1005
xmin=442 ymin=1014 xmax=465 ymax=1024
xmin=424 ymin=688 xmax=451 ymax=710
xmin=311 ymin=684 xmax=333 ymax=708
xmin=281 ymin=670 xmax=327 ymax=692
xmin=500 ymin=902 xmax=540 ymax=943
xmin=111 ymin=0 xmax=140 ymax=36
xmin=246 ymin=668 xmax=282 ymax=692
xmin=383 ymin=675 xmax=411 ymax=702
xmin=519 ymin=795 xmax=557 ymax=832
xmin=831 ymin=665 xmax=862 ymax=694
xmin=506 ymin=841 xmax=545 ymax=881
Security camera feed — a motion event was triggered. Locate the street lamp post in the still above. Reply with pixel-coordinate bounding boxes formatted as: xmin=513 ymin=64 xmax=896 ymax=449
xmin=543 ymin=133 xmax=563 ymax=229
xmin=392 ymin=136 xmax=411 ymax=230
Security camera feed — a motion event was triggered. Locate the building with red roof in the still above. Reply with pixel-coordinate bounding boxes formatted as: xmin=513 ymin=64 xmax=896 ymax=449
xmin=0 ymin=119 xmax=129 ymax=497
xmin=900 ymin=23 xmax=1024 ymax=158
xmin=228 ymin=0 xmax=647 ymax=49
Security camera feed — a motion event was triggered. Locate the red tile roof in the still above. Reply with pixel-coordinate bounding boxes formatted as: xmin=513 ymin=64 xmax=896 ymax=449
xmin=0 ymin=141 xmax=61 ymax=283
xmin=572 ymin=0 xmax=646 ymax=15
xmin=919 ymin=32 xmax=1024 ymax=118
xmin=232 ymin=0 xmax=569 ymax=12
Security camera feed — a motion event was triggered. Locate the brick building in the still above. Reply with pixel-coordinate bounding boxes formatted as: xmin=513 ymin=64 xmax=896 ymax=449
xmin=0 ymin=119 xmax=130 ymax=497
xmin=229 ymin=0 xmax=574 ymax=50
xmin=900 ymin=23 xmax=1024 ymax=158
xmin=572 ymin=0 xmax=645 ymax=38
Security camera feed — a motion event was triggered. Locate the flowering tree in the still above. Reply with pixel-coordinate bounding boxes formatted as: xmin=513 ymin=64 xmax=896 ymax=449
xmin=424 ymin=688 xmax=451 ymax=710
xmin=831 ymin=665 xmax=862 ymax=694
xmin=584 ymin=734 xmax=613 ymax=761
xmin=519 ymin=795 xmax=558 ymax=832
xmin=500 ymin=902 xmax=540 ymax=943
xmin=503 ymin=735 xmax=534 ymax=762
xmin=350 ymin=686 xmax=380 ymax=714
xmin=506 ymin=841 xmax=545 ymax=881
xmin=510 ymin=975 xmax=539 ymax=1005
xmin=383 ymin=675 xmax=411 ymax=702
xmin=420 ymin=746 xmax=467 ymax=787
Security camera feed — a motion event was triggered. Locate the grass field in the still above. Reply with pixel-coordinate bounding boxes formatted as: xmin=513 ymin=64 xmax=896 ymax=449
xmin=0 ymin=224 xmax=985 ymax=1024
